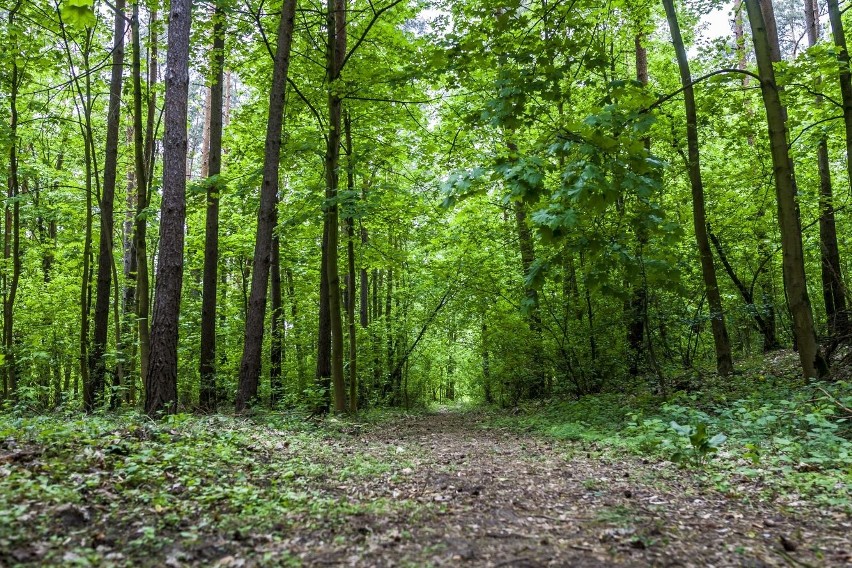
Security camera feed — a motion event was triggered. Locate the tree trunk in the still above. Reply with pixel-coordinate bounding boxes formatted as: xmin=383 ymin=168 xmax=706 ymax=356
xmin=344 ymin=111 xmax=357 ymax=413
xmin=235 ymin=0 xmax=298 ymax=411
xmin=827 ymin=0 xmax=852 ymax=193
xmin=131 ymin=2 xmax=157 ymax=395
xmin=627 ymin=33 xmax=650 ymax=376
xmin=805 ymin=0 xmax=849 ymax=342
xmin=145 ymin=0 xmax=192 ymax=416
xmin=270 ymin=231 xmax=284 ymax=405
xmin=359 ymin=223 xmax=368 ymax=328
xmin=199 ymin=1 xmax=227 ymax=411
xmin=745 ymin=0 xmax=827 ymax=377
xmin=664 ymin=0 xmax=734 ymax=376
xmin=317 ymin=219 xmax=332 ymax=411
xmin=325 ymin=0 xmax=347 ymax=413
xmin=88 ymin=0 xmax=126 ymax=412
xmin=4 ymin=4 xmax=21 ymax=398
xmin=286 ymin=268 xmax=306 ymax=387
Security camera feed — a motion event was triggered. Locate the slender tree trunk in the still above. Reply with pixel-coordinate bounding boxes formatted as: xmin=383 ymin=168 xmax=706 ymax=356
xmin=663 ymin=0 xmax=734 ymax=376
xmin=4 ymin=4 xmax=21 ymax=397
xmin=707 ymin=227 xmax=780 ymax=348
xmin=344 ymin=111 xmax=357 ymax=413
xmin=736 ymin=0 xmax=778 ymax=350
xmin=286 ymin=268 xmax=306 ymax=386
xmin=759 ymin=0 xmax=782 ymax=62
xmin=627 ymin=33 xmax=650 ymax=376
xmin=88 ymin=0 xmax=126 ymax=411
xmin=745 ymin=0 xmax=827 ymax=377
xmin=199 ymin=1 xmax=227 ymax=411
xmin=270 ymin=230 xmax=284 ymax=405
xmin=325 ymin=0 xmax=347 ymax=413
xmin=235 ymin=0 xmax=298 ymax=411
xmin=145 ymin=0 xmax=193 ymax=416
xmin=317 ymin=220 xmax=332 ymax=410
xmin=131 ymin=3 xmax=157 ymax=393
xmin=805 ymin=0 xmax=849 ymax=342
xmin=827 ymin=0 xmax=852 ymax=193
xmin=123 ymin=127 xmax=138 ymax=404
xmin=57 ymin=18 xmax=98 ymax=404
xmin=200 ymin=86 xmax=212 ymax=179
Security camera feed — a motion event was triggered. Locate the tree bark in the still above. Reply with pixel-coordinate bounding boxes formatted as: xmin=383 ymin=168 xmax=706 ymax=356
xmin=199 ymin=1 xmax=227 ymax=411
xmin=131 ymin=2 xmax=157 ymax=395
xmin=3 ymin=3 xmax=21 ymax=398
xmin=664 ymin=0 xmax=735 ymax=376
xmin=745 ymin=0 xmax=827 ymax=377
xmin=88 ymin=0 xmax=126 ymax=411
xmin=805 ymin=0 xmax=849 ymax=342
xmin=316 ymin=221 xmax=332 ymax=409
xmin=145 ymin=0 xmax=193 ymax=416
xmin=235 ymin=0 xmax=298 ymax=411
xmin=270 ymin=231 xmax=284 ymax=405
xmin=827 ymin=0 xmax=852 ymax=193
xmin=325 ymin=0 xmax=348 ymax=413
xmin=344 ymin=111 xmax=357 ymax=413
xmin=627 ymin=33 xmax=649 ymax=376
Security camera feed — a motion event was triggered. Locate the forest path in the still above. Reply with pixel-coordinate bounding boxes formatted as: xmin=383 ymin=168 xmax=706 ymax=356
xmin=282 ymin=410 xmax=849 ymax=567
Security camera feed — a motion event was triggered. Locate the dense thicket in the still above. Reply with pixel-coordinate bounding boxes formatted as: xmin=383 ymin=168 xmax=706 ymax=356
xmin=1 ymin=0 xmax=851 ymax=414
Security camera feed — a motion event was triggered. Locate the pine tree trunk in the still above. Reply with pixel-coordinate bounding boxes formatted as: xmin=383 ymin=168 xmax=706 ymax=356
xmin=145 ymin=0 xmax=193 ymax=416
xmin=235 ymin=0 xmax=298 ymax=411
xmin=199 ymin=1 xmax=226 ymax=411
xmin=745 ymin=0 xmax=827 ymax=377
xmin=325 ymin=0 xmax=348 ymax=413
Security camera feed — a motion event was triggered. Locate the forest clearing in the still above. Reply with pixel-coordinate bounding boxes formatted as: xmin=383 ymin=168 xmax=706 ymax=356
xmin=2 ymin=0 xmax=852 ymax=565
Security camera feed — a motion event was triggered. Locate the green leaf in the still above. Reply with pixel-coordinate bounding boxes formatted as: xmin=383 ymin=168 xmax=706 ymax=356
xmin=61 ymin=0 xmax=97 ymax=29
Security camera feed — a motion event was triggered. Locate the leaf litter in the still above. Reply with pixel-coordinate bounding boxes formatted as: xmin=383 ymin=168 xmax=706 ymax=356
xmin=0 ymin=410 xmax=849 ymax=566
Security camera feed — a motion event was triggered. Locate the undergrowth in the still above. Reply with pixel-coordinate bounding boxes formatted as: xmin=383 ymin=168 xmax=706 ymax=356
xmin=0 ymin=409 xmax=414 ymax=566
xmin=491 ymin=372 xmax=852 ymax=509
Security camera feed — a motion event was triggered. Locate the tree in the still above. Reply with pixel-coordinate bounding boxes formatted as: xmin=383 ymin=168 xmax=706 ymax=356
xmin=325 ymin=0 xmax=348 ymax=413
xmin=827 ymin=0 xmax=852 ymax=194
xmin=744 ymin=0 xmax=826 ymax=378
xmin=87 ymin=0 xmax=126 ymax=411
xmin=199 ymin=1 xmax=227 ymax=411
xmin=3 ymin=1 xmax=22 ymax=398
xmin=146 ymin=0 xmax=193 ymax=416
xmin=805 ymin=0 xmax=848 ymax=343
xmin=663 ymin=0 xmax=734 ymax=377
xmin=235 ymin=0 xmax=298 ymax=412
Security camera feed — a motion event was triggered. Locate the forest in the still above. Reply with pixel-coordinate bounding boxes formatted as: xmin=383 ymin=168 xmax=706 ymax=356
xmin=0 ymin=0 xmax=851 ymax=565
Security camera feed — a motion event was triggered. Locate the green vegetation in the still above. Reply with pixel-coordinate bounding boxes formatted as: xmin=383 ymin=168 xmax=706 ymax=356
xmin=492 ymin=363 xmax=852 ymax=508
xmin=2 ymin=0 xmax=852 ymax=562
xmin=0 ymin=410 xmax=427 ymax=565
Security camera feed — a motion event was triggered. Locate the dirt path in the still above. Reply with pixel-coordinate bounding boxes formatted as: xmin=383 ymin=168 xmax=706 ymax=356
xmin=268 ymin=410 xmax=849 ymax=567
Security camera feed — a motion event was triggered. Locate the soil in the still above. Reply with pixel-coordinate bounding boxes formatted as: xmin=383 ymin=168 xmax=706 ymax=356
xmin=254 ymin=410 xmax=851 ymax=566
xmin=4 ymin=410 xmax=851 ymax=567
